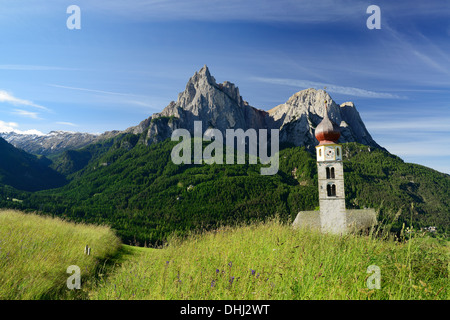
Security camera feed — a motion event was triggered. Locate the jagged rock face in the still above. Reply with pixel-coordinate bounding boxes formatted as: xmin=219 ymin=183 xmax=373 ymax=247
xmin=268 ymin=88 xmax=382 ymax=150
xmin=3 ymin=66 xmax=382 ymax=155
xmin=126 ymin=65 xmax=271 ymax=146
xmin=127 ymin=66 xmax=381 ymax=151
xmin=338 ymin=101 xmax=379 ymax=146
xmin=157 ymin=65 xmax=265 ymax=131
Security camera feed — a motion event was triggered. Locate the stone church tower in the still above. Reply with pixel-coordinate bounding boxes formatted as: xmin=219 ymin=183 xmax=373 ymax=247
xmin=314 ymin=100 xmax=346 ymax=234
xmin=293 ymin=98 xmax=376 ymax=234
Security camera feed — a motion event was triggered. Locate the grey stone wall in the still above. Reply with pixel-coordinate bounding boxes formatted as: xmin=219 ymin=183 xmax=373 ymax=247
xmin=346 ymin=209 xmax=377 ymax=232
xmin=292 ymin=210 xmax=320 ymax=231
xmin=293 ymin=209 xmax=377 ymax=234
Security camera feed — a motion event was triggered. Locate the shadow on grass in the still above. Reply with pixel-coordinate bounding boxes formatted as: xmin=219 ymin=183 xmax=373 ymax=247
xmin=38 ymin=245 xmax=143 ymax=300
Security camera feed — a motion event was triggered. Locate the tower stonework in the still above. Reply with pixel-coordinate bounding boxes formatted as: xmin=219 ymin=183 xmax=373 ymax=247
xmin=293 ymin=97 xmax=376 ymax=234
xmin=317 ymin=144 xmax=346 ymax=234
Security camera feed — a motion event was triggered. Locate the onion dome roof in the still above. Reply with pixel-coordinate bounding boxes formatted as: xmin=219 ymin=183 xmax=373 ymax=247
xmin=315 ymin=100 xmax=340 ymax=144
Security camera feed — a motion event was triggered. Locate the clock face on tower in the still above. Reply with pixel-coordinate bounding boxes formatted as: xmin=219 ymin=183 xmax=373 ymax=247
xmin=325 ymin=147 xmax=335 ymax=160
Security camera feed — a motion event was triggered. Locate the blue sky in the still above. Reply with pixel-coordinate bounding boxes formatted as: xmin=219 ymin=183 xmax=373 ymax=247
xmin=0 ymin=0 xmax=449 ymax=174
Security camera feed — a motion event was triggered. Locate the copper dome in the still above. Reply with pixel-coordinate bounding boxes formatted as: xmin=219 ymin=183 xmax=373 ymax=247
xmin=315 ymin=102 xmax=340 ymax=144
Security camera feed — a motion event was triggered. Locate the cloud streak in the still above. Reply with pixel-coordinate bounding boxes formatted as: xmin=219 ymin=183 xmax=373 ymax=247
xmin=81 ymin=0 xmax=365 ymax=23
xmin=0 ymin=65 xmax=75 ymax=71
xmin=49 ymin=84 xmax=138 ymax=97
xmin=251 ymin=77 xmax=404 ymax=99
xmin=365 ymin=117 xmax=450 ymax=133
xmin=0 ymin=90 xmax=50 ymax=111
xmin=56 ymin=121 xmax=78 ymax=127
xmin=12 ymin=109 xmax=41 ymax=119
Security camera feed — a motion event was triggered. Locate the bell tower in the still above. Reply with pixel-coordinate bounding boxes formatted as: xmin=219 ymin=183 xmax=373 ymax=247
xmin=293 ymin=91 xmax=377 ymax=234
xmin=315 ymin=99 xmax=347 ymax=234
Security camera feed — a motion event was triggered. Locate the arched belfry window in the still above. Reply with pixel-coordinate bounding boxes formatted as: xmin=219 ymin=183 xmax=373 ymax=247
xmin=326 ymin=167 xmax=335 ymax=179
xmin=327 ymin=183 xmax=336 ymax=197
xmin=336 ymin=147 xmax=340 ymax=157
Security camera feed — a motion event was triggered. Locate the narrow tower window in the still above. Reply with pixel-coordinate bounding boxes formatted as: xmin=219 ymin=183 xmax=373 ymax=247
xmin=326 ymin=167 xmax=335 ymax=179
xmin=327 ymin=184 xmax=336 ymax=197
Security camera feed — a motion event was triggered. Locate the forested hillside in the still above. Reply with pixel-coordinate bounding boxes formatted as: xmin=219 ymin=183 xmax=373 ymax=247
xmin=1 ymin=130 xmax=448 ymax=245
xmin=0 ymin=137 xmax=66 ymax=192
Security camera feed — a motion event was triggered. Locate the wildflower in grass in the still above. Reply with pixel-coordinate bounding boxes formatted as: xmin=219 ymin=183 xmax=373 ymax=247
xmin=211 ymin=280 xmax=216 ymax=288
xmin=228 ymin=262 xmax=232 ymax=268
xmin=216 ymin=269 xmax=219 ymax=274
xmin=250 ymin=269 xmax=256 ymax=276
xmin=229 ymin=276 xmax=235 ymax=286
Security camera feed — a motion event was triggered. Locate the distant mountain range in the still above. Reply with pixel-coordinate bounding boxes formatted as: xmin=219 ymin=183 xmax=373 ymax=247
xmin=1 ymin=65 xmax=381 ymax=156
xmin=0 ymin=130 xmax=120 ymax=156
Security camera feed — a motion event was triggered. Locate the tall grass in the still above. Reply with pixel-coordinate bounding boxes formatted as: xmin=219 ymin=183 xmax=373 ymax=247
xmin=91 ymin=218 xmax=448 ymax=300
xmin=0 ymin=209 xmax=121 ymax=299
xmin=1 ymin=209 xmax=447 ymax=300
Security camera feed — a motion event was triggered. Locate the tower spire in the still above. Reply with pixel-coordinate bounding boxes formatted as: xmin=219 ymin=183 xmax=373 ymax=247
xmin=314 ymin=95 xmax=340 ymax=145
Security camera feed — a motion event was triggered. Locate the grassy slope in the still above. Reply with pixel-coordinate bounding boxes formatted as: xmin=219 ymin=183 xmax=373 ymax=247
xmin=0 ymin=209 xmax=121 ymax=299
xmin=0 ymin=210 xmax=447 ymax=300
xmin=90 ymin=219 xmax=449 ymax=300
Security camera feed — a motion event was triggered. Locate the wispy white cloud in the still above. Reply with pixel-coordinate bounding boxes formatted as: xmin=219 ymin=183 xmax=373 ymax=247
xmin=12 ymin=109 xmax=41 ymax=119
xmin=82 ymin=0 xmax=363 ymax=22
xmin=0 ymin=121 xmax=19 ymax=133
xmin=365 ymin=117 xmax=450 ymax=133
xmin=3 ymin=0 xmax=449 ymax=23
xmin=55 ymin=121 xmax=78 ymax=127
xmin=0 ymin=90 xmax=50 ymax=111
xmin=123 ymin=99 xmax=164 ymax=111
xmin=381 ymin=23 xmax=450 ymax=81
xmin=0 ymin=65 xmax=75 ymax=71
xmin=382 ymin=139 xmax=450 ymax=157
xmin=0 ymin=120 xmax=44 ymax=135
xmin=251 ymin=77 xmax=404 ymax=99
xmin=49 ymin=84 xmax=137 ymax=97
xmin=49 ymin=84 xmax=163 ymax=111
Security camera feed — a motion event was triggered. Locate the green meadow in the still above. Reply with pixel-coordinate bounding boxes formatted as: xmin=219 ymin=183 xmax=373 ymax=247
xmin=0 ymin=209 xmax=121 ymax=299
xmin=0 ymin=210 xmax=448 ymax=300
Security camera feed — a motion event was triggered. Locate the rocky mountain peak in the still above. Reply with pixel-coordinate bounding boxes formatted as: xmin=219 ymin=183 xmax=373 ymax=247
xmin=5 ymin=66 xmax=383 ymax=155
xmin=185 ymin=65 xmax=217 ymax=88
xmin=175 ymin=65 xmax=244 ymax=110
xmin=123 ymin=67 xmax=382 ymax=151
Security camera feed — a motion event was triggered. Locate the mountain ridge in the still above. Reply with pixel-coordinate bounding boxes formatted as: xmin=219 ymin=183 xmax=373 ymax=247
xmin=124 ymin=65 xmax=382 ymax=152
xmin=2 ymin=65 xmax=382 ymax=156
xmin=0 ymin=130 xmax=120 ymax=156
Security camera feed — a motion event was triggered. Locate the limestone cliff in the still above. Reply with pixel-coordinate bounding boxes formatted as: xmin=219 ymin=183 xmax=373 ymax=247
xmin=126 ymin=66 xmax=382 ymax=151
xmin=2 ymin=66 xmax=382 ymax=155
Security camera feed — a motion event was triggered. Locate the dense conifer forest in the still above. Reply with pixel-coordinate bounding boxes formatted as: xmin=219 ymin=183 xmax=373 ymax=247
xmin=0 ymin=132 xmax=448 ymax=245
